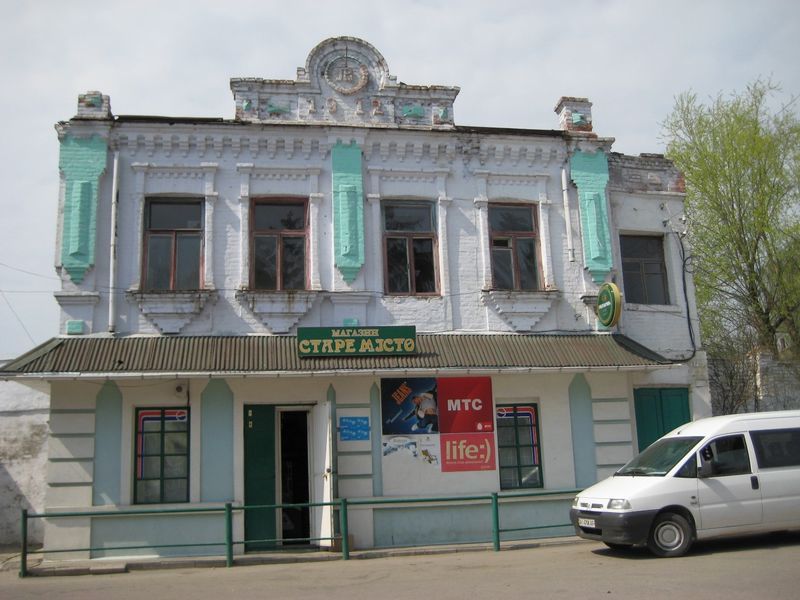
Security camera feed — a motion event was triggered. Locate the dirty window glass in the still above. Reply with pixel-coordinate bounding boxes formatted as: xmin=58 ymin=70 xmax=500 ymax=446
xmin=383 ymin=202 xmax=437 ymax=295
xmin=134 ymin=408 xmax=190 ymax=504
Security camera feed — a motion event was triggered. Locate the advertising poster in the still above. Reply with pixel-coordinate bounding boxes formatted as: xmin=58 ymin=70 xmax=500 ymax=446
xmin=380 ymin=377 xmax=495 ymax=473
xmin=381 ymin=378 xmax=439 ymax=435
xmin=440 ymin=432 xmax=496 ymax=472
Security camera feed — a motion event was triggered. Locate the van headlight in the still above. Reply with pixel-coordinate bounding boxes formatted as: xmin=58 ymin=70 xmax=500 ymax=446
xmin=607 ymin=499 xmax=631 ymax=510
xmin=572 ymin=496 xmax=580 ymax=508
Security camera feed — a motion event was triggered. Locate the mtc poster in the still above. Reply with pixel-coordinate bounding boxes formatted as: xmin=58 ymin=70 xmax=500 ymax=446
xmin=380 ymin=377 xmax=496 ymax=473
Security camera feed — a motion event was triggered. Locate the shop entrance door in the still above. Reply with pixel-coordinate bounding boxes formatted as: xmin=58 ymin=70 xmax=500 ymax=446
xmin=244 ymin=406 xmax=310 ymax=550
xmin=279 ymin=410 xmax=310 ymax=544
xmin=244 ymin=405 xmax=276 ymax=551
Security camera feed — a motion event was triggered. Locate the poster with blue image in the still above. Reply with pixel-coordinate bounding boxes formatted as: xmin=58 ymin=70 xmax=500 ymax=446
xmin=381 ymin=377 xmax=438 ymax=435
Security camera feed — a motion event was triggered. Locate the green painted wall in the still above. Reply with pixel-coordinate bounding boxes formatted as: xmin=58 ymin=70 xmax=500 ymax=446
xmin=200 ymin=380 xmax=234 ymax=502
xmin=570 ymin=150 xmax=612 ymax=284
xmin=331 ymin=141 xmax=365 ymax=283
xmin=91 ymin=514 xmax=224 ymax=557
xmin=568 ymin=374 xmax=597 ymax=488
xmin=372 ymin=499 xmax=573 ymax=547
xmin=93 ymin=382 xmax=122 ymax=505
xmin=59 ymin=134 xmax=108 ymax=283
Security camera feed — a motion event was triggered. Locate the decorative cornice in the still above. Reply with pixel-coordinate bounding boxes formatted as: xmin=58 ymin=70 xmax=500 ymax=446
xmin=235 ymin=290 xmax=318 ymax=334
xmin=54 ymin=291 xmax=101 ymax=306
xmin=482 ymin=290 xmax=560 ymax=332
xmin=126 ymin=290 xmax=218 ymax=334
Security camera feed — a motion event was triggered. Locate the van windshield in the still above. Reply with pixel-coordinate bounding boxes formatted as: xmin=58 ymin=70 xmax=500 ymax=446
xmin=616 ymin=436 xmax=703 ymax=476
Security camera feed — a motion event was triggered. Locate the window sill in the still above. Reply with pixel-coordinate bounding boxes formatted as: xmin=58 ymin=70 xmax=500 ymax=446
xmin=482 ymin=289 xmax=560 ymax=332
xmin=236 ymin=289 xmax=318 ymax=334
xmin=126 ymin=289 xmax=218 ymax=334
xmin=624 ymin=302 xmax=683 ymax=314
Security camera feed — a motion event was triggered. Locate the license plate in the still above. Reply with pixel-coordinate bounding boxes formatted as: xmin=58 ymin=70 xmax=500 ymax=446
xmin=578 ymin=518 xmax=596 ymax=528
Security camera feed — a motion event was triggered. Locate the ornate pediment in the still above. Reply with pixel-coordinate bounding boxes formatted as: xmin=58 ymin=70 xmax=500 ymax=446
xmin=230 ymin=36 xmax=459 ymax=130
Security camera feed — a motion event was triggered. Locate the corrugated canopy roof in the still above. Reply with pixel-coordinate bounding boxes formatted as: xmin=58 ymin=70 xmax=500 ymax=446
xmin=1 ymin=334 xmax=673 ymax=378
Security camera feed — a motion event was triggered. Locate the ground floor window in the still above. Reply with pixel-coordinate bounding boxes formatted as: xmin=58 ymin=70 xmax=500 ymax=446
xmin=134 ymin=407 xmax=190 ymax=504
xmin=496 ymin=404 xmax=542 ymax=489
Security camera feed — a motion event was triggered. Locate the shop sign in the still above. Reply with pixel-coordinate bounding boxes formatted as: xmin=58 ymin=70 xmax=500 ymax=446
xmin=597 ymin=282 xmax=622 ymax=327
xmin=297 ymin=326 xmax=416 ymax=357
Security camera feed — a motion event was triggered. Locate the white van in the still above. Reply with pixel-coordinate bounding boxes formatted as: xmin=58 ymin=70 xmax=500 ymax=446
xmin=569 ymin=410 xmax=800 ymax=557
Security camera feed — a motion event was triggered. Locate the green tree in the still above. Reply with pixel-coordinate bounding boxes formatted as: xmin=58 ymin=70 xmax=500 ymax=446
xmin=663 ymin=81 xmax=800 ymax=411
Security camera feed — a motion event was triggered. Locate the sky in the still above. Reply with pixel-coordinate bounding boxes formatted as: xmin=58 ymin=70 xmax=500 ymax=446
xmin=0 ymin=0 xmax=798 ymax=359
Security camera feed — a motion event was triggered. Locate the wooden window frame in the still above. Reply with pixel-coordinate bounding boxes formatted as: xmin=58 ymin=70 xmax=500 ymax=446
xmin=249 ymin=198 xmax=309 ymax=291
xmin=142 ymin=198 xmax=204 ymax=291
xmin=488 ymin=203 xmax=542 ymax=291
xmin=382 ymin=200 xmax=440 ymax=296
xmin=620 ymin=234 xmax=669 ymax=305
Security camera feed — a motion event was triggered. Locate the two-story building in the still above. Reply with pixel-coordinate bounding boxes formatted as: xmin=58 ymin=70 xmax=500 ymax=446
xmin=2 ymin=36 xmax=709 ymax=558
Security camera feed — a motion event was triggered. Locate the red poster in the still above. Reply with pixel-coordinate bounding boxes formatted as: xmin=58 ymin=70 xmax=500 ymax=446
xmin=440 ymin=433 xmax=496 ymax=472
xmin=437 ymin=377 xmax=494 ymax=433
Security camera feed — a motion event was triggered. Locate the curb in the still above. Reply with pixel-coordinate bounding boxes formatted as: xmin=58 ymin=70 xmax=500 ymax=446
xmin=4 ymin=536 xmax=586 ymax=577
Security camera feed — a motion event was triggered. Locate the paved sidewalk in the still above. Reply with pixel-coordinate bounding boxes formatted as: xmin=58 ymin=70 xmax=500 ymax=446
xmin=0 ymin=537 xmax=583 ymax=578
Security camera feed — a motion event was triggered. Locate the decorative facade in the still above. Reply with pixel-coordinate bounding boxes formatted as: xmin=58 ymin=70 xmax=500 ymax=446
xmin=2 ymin=37 xmax=709 ymax=558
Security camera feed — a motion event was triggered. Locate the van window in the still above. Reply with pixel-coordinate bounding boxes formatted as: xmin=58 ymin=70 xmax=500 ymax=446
xmin=701 ymin=434 xmax=751 ymax=476
xmin=674 ymin=455 xmax=698 ymax=478
xmin=751 ymin=428 xmax=800 ymax=468
xmin=616 ymin=436 xmax=702 ymax=476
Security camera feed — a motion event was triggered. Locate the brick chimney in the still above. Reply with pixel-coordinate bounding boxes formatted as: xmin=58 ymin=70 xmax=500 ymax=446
xmin=75 ymin=91 xmax=112 ymax=120
xmin=554 ymin=96 xmax=592 ymax=132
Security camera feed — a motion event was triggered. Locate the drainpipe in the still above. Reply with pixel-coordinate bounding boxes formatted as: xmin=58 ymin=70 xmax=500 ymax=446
xmin=108 ymin=151 xmax=120 ymax=333
xmin=561 ymin=166 xmax=575 ymax=262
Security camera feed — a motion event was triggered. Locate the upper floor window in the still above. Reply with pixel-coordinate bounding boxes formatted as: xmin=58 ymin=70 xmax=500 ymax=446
xmin=620 ymin=235 xmax=669 ymax=304
xmin=251 ymin=199 xmax=307 ymax=290
xmin=489 ymin=204 xmax=540 ymax=291
xmin=383 ymin=201 xmax=438 ymax=295
xmin=144 ymin=199 xmax=203 ymax=291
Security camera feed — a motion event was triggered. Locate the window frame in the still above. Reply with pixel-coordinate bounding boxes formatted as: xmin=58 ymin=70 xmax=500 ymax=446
xmin=382 ymin=200 xmax=440 ymax=296
xmin=133 ymin=407 xmax=190 ymax=505
xmin=620 ymin=234 xmax=670 ymax=305
xmin=488 ymin=203 xmax=542 ymax=291
xmin=142 ymin=198 xmax=204 ymax=291
xmin=496 ymin=403 xmax=543 ymax=490
xmin=249 ymin=197 xmax=309 ymax=291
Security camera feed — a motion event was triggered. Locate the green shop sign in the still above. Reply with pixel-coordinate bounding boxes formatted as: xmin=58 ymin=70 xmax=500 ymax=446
xmin=297 ymin=326 xmax=417 ymax=357
xmin=597 ymin=282 xmax=622 ymax=327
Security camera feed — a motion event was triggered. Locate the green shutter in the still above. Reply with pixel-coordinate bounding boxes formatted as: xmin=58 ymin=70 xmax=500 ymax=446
xmin=634 ymin=388 xmax=691 ymax=452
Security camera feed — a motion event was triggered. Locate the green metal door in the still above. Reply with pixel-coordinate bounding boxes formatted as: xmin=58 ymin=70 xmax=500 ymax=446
xmin=244 ymin=404 xmax=276 ymax=551
xmin=634 ymin=388 xmax=690 ymax=451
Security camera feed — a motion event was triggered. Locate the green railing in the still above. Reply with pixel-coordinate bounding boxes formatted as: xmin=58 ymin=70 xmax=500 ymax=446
xmin=19 ymin=489 xmax=578 ymax=577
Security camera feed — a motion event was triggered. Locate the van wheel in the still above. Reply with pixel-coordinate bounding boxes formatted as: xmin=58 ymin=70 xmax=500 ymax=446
xmin=647 ymin=512 xmax=693 ymax=557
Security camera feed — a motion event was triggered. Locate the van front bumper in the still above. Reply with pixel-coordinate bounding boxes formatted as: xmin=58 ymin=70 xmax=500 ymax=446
xmin=569 ymin=508 xmax=659 ymax=546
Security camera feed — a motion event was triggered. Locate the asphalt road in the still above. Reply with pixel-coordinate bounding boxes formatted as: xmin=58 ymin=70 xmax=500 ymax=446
xmin=2 ymin=533 xmax=799 ymax=600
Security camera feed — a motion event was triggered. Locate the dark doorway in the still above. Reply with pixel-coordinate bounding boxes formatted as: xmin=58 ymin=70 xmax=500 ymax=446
xmin=280 ymin=411 xmax=310 ymax=543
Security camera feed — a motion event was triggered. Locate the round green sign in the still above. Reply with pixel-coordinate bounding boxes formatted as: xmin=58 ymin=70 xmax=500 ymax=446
xmin=597 ymin=282 xmax=622 ymax=327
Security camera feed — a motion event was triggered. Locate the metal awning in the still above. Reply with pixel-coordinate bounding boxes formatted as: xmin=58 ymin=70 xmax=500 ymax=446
xmin=1 ymin=333 xmax=674 ymax=379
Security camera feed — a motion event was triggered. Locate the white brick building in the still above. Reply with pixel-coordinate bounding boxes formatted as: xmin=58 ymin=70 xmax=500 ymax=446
xmin=2 ymin=37 xmax=709 ymax=558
